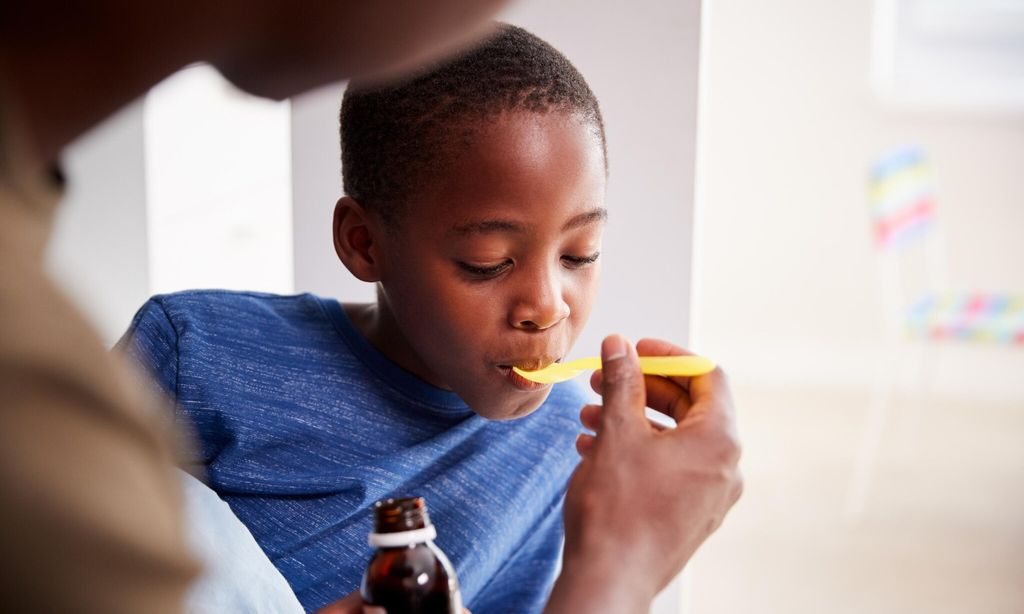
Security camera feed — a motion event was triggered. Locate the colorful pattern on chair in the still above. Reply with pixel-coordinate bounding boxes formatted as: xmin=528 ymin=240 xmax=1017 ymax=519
xmin=869 ymin=147 xmax=935 ymax=251
xmin=907 ymin=293 xmax=1024 ymax=345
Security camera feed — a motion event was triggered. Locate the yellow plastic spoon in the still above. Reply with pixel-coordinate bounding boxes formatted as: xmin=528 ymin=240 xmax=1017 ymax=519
xmin=513 ymin=355 xmax=716 ymax=384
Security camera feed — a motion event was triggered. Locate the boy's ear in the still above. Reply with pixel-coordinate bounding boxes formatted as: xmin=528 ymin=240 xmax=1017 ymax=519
xmin=333 ymin=196 xmax=384 ymax=282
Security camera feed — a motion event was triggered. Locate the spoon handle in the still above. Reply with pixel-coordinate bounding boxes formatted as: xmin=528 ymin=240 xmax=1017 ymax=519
xmin=565 ymin=355 xmax=715 ymax=376
xmin=637 ymin=355 xmax=715 ymax=376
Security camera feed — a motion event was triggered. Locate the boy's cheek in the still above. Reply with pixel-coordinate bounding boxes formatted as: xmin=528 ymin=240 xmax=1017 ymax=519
xmin=569 ymin=284 xmax=599 ymax=329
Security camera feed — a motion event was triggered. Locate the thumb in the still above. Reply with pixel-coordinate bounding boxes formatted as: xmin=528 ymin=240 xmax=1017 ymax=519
xmin=599 ymin=335 xmax=646 ymax=432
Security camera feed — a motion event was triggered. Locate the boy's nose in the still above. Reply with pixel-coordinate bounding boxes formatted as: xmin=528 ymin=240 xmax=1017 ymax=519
xmin=509 ymin=277 xmax=571 ymax=331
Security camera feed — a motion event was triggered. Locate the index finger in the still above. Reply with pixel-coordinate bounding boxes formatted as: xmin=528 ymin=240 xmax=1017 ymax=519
xmin=681 ymin=366 xmax=735 ymax=426
xmin=632 ymin=339 xmax=736 ymax=434
xmin=635 ymin=338 xmax=698 ymax=389
xmin=635 ymin=338 xmax=735 ymax=426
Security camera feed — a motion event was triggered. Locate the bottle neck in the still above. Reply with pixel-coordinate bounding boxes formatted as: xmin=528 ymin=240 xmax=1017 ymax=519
xmin=368 ymin=524 xmax=437 ymax=548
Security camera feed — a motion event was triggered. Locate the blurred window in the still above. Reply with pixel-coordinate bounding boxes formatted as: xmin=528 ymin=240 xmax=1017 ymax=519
xmin=872 ymin=0 xmax=1024 ymax=110
xmin=145 ymin=64 xmax=293 ymax=295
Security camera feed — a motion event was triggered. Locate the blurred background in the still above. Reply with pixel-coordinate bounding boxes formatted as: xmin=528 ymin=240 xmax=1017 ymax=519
xmin=45 ymin=0 xmax=1022 ymax=612
xmin=690 ymin=1 xmax=1024 ymax=613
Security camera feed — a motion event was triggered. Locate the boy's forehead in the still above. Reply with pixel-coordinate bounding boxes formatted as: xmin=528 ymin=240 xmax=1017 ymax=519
xmin=403 ymin=112 xmax=607 ymax=235
xmin=446 ymin=208 xmax=608 ymax=237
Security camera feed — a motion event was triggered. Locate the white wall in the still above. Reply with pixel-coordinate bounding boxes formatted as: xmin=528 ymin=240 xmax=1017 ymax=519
xmin=47 ymin=67 xmax=295 ymax=346
xmin=695 ymin=0 xmax=1024 ymax=401
xmin=290 ymin=82 xmax=364 ymax=300
xmin=145 ymin=65 xmax=293 ymax=296
xmin=47 ymin=103 xmax=150 ymax=345
xmin=289 ymin=3 xmax=704 ymax=612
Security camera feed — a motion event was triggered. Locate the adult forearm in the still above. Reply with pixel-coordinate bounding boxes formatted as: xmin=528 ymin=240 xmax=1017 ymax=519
xmin=544 ymin=555 xmax=656 ymax=614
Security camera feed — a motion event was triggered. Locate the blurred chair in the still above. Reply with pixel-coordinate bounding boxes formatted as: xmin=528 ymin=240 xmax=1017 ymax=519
xmin=844 ymin=146 xmax=1024 ymax=521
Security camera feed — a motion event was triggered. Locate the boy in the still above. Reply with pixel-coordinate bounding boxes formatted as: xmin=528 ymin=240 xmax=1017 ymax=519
xmin=120 ymin=24 xmax=608 ymax=613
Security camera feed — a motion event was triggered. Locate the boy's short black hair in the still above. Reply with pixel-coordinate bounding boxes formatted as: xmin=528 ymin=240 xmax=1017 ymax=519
xmin=340 ymin=23 xmax=606 ymax=226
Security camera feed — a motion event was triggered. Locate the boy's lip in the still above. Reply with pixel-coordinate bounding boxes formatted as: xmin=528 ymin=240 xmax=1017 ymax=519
xmin=496 ymin=357 xmax=562 ymax=372
xmin=497 ymin=364 xmax=552 ymax=391
xmin=495 ymin=357 xmax=561 ymax=392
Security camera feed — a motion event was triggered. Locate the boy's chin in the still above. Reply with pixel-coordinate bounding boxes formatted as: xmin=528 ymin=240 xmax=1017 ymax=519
xmin=468 ymin=388 xmax=552 ymax=421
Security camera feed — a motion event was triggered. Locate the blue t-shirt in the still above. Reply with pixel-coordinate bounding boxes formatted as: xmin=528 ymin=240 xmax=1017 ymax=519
xmin=119 ymin=290 xmax=586 ymax=613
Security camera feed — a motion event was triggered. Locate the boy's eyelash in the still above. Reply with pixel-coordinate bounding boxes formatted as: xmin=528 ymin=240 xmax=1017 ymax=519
xmin=457 ymin=252 xmax=600 ymax=279
xmin=561 ymin=252 xmax=601 ymax=267
xmin=457 ymin=260 xmax=512 ymax=278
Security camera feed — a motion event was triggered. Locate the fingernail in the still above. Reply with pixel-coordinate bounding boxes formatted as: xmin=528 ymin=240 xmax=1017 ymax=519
xmin=602 ymin=335 xmax=628 ymax=361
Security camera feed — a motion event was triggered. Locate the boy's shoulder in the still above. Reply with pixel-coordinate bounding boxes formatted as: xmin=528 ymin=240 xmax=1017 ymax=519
xmin=147 ymin=289 xmax=313 ymax=312
xmin=126 ymin=290 xmax=338 ymax=351
xmin=139 ymin=290 xmax=326 ymax=326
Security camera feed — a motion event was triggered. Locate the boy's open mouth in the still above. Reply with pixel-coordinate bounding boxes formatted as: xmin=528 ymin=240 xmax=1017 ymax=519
xmin=496 ymin=358 xmax=561 ymax=392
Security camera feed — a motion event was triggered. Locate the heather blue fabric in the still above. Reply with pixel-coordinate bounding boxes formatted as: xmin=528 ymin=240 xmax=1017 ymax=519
xmin=118 ymin=290 xmax=586 ymax=613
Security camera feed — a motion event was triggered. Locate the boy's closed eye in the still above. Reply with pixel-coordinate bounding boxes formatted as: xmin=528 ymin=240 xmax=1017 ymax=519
xmin=456 ymin=251 xmax=600 ymax=280
xmin=561 ymin=251 xmax=601 ymax=268
xmin=457 ymin=260 xmax=513 ymax=278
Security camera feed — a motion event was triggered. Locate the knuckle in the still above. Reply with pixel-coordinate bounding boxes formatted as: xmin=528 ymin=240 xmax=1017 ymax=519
xmin=707 ymin=431 xmax=742 ymax=466
xmin=603 ymin=364 xmax=643 ymax=394
xmin=729 ymin=442 xmax=744 ymax=465
xmin=601 ymin=408 xmax=631 ymax=431
xmin=710 ymin=365 xmax=731 ymax=390
xmin=602 ymin=360 xmax=630 ymax=383
xmin=732 ymin=470 xmax=745 ymax=502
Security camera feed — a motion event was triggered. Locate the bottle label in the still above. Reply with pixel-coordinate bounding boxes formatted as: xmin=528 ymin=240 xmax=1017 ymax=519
xmin=363 ymin=607 xmax=386 ymax=614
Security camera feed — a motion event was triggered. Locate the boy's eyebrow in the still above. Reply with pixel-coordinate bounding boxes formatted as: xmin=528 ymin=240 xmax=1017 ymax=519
xmin=451 ymin=219 xmax=526 ymax=235
xmin=450 ymin=207 xmax=607 ymax=236
xmin=562 ymin=208 xmax=608 ymax=231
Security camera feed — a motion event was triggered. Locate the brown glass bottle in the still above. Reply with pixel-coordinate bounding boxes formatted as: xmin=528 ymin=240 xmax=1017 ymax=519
xmin=361 ymin=497 xmax=463 ymax=614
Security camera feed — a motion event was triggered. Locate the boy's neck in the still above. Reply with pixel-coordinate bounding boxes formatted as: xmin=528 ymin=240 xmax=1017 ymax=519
xmin=343 ymin=299 xmax=451 ymax=392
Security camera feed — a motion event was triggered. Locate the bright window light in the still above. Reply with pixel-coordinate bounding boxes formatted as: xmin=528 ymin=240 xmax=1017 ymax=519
xmin=872 ymin=0 xmax=1024 ymax=111
xmin=144 ymin=64 xmax=293 ymax=295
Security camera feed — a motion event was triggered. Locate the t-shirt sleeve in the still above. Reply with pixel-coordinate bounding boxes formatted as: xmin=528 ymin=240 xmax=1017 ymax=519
xmin=116 ymin=297 xmax=180 ymax=401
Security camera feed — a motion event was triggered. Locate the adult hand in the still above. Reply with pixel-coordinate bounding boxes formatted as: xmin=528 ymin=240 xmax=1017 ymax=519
xmin=315 ymin=590 xmax=471 ymax=614
xmin=545 ymin=335 xmax=743 ymax=613
xmin=315 ymin=590 xmax=361 ymax=614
